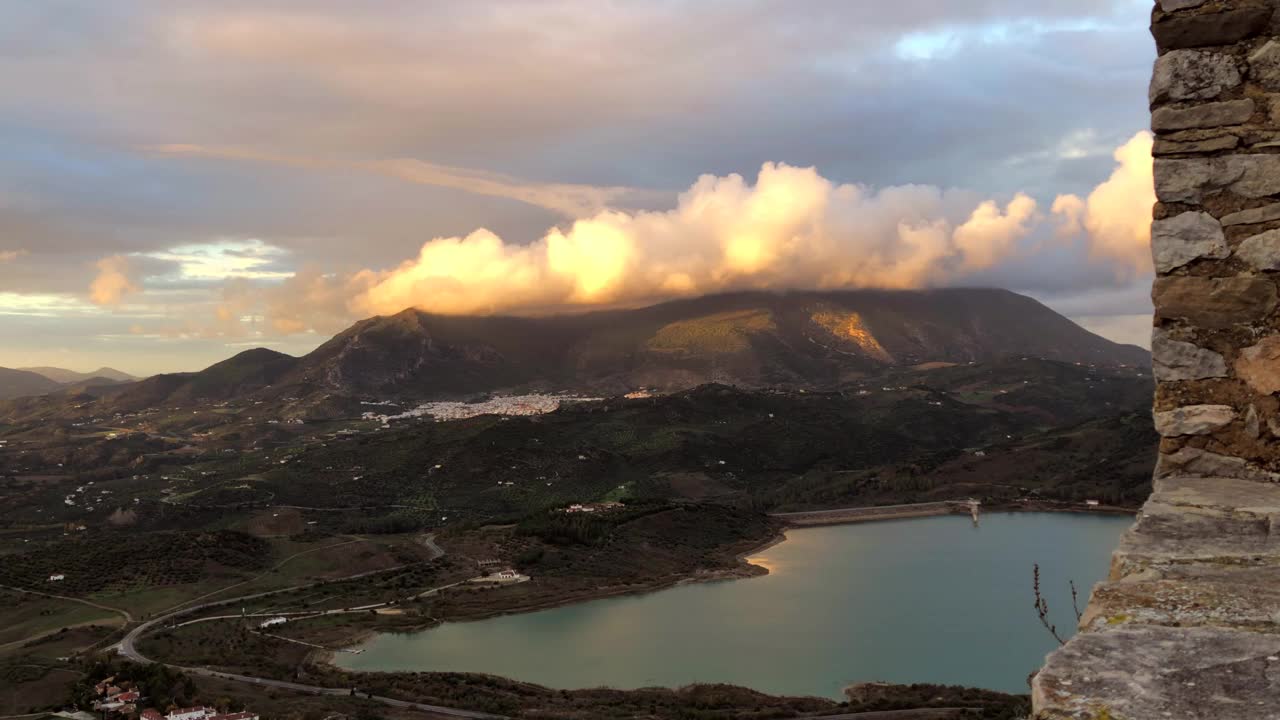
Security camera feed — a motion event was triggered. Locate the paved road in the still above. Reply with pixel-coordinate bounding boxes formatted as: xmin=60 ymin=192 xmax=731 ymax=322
xmin=1 ymin=583 xmax=134 ymax=623
xmin=0 ymin=617 xmax=126 ymax=654
xmin=113 ymin=535 xmax=502 ymax=719
xmin=155 ymin=666 xmax=504 ymax=719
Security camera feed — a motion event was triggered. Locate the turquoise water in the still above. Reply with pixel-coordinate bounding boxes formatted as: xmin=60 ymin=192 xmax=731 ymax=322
xmin=338 ymin=512 xmax=1131 ymax=697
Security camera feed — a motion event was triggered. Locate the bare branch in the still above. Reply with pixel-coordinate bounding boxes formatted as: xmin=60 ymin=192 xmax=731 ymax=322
xmin=1070 ymin=580 xmax=1083 ymax=624
xmin=1033 ymin=563 xmax=1066 ymax=646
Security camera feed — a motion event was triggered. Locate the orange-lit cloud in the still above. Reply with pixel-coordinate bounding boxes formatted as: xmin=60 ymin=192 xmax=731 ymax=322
xmin=345 ymin=162 xmax=1044 ymax=319
xmin=89 ymin=256 xmax=141 ymax=306
xmin=173 ymin=134 xmax=1157 ymax=336
xmin=1052 ymin=132 xmax=1155 ymax=280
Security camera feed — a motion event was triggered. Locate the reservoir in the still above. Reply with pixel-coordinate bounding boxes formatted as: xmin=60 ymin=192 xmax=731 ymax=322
xmin=338 ymin=512 xmax=1131 ymax=697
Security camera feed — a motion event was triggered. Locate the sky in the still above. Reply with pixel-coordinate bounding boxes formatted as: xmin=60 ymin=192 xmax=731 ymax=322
xmin=0 ymin=0 xmax=1159 ymax=376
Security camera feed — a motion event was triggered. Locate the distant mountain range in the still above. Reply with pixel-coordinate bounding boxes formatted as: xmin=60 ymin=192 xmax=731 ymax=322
xmin=0 ymin=366 xmax=139 ymax=401
xmin=21 ymin=366 xmax=139 ymax=384
xmin=2 ymin=288 xmax=1148 ymax=415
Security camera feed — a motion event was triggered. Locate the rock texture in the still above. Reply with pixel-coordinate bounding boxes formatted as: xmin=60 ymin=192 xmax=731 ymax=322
xmin=1151 ymin=99 xmax=1254 ymax=131
xmin=1150 ymin=50 xmax=1242 ymax=105
xmin=1236 ymin=228 xmax=1280 ymax=270
xmin=1236 ymin=336 xmax=1280 ymax=395
xmin=1153 ymin=404 xmax=1236 ymax=436
xmin=1151 ymin=211 xmax=1229 ymax=271
xmin=1035 ymin=4 xmax=1280 ymax=717
xmin=1152 ymin=276 xmax=1277 ymax=327
xmin=1221 ymin=201 xmax=1280 ymax=226
xmin=1151 ymin=328 xmax=1228 ymax=381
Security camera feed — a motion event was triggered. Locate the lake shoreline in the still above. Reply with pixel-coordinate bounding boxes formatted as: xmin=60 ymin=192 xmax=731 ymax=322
xmin=327 ymin=512 xmax=1132 ymax=697
xmin=773 ymin=500 xmax=1137 ymax=527
xmin=325 ymin=531 xmax=784 ymax=660
xmin=330 ymin=507 xmax=1130 ymax=665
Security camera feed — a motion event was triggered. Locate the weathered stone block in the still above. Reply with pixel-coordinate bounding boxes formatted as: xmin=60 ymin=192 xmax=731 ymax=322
xmin=1157 ymin=154 xmax=1280 ymax=202
xmin=1151 ymin=211 xmax=1229 ymax=271
xmin=1221 ymin=201 xmax=1280 ymax=226
xmin=1152 ymin=134 xmax=1239 ymax=155
xmin=1156 ymin=446 xmax=1280 ymax=482
xmin=1153 ymin=404 xmax=1236 ymax=436
xmin=1153 ymin=156 xmax=1215 ymax=201
xmin=1117 ymin=481 xmax=1280 ymax=565
xmin=1034 ymin=625 xmax=1280 ymax=720
xmin=1236 ymin=335 xmax=1280 ymax=395
xmin=1152 ymin=6 xmax=1272 ymax=51
xmin=1152 ymin=276 xmax=1278 ymax=328
xmin=1150 ymin=50 xmax=1241 ymax=106
xmin=1152 ymin=98 xmax=1253 ymax=131
xmin=1151 ymin=327 xmax=1228 ymax=380
xmin=1236 ymin=228 xmax=1280 ymax=270
xmin=1250 ymin=39 xmax=1280 ymax=91
xmin=1084 ymin=565 xmax=1280 ymax=633
xmin=1227 ymin=153 xmax=1280 ymax=198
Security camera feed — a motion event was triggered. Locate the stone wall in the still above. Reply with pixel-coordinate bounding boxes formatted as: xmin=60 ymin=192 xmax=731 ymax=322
xmin=1032 ymin=2 xmax=1280 ymax=718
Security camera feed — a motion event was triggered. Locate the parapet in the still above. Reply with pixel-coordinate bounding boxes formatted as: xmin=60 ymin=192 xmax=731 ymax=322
xmin=1033 ymin=2 xmax=1280 ymax=717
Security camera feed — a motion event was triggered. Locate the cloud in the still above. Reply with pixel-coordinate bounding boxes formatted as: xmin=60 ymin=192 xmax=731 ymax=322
xmin=89 ymin=255 xmax=141 ymax=306
xmin=148 ymin=144 xmax=639 ymax=218
xmin=187 ymin=134 xmax=1151 ymax=333
xmin=0 ymin=1 xmax=1158 ymax=372
xmin=340 ymin=163 xmax=1037 ymax=319
xmin=0 ymin=249 xmax=25 ymax=263
xmin=1051 ymin=131 xmax=1155 ymax=280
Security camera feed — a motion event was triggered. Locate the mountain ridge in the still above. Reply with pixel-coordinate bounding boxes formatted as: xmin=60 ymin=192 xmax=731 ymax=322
xmin=21 ymin=366 xmax=139 ymax=384
xmin=0 ymin=288 xmax=1149 ymax=416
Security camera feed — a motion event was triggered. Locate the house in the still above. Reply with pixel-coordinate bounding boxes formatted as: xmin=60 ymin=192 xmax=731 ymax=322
xmin=1085 ymin=499 xmax=1101 ymax=507
xmin=142 ymin=710 xmax=163 ymax=720
xmin=259 ymin=617 xmax=287 ymax=628
xmin=49 ymin=574 xmax=66 ymax=582
xmin=93 ymin=677 xmax=117 ymax=696
xmin=166 ymin=707 xmax=213 ymax=720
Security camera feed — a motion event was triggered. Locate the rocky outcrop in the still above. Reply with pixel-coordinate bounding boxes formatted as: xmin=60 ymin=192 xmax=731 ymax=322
xmin=1034 ymin=3 xmax=1280 ymax=717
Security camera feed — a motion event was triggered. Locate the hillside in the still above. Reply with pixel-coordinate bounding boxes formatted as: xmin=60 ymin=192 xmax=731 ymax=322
xmin=288 ymin=288 xmax=1147 ymax=397
xmin=82 ymin=360 xmax=1144 ymax=528
xmin=21 ymin=366 xmax=138 ymax=384
xmin=0 ymin=367 xmax=63 ymax=400
xmin=2 ymin=289 xmax=1147 ymax=421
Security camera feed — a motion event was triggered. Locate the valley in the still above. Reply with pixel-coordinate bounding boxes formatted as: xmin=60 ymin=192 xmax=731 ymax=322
xmin=0 ymin=291 xmax=1152 ymax=719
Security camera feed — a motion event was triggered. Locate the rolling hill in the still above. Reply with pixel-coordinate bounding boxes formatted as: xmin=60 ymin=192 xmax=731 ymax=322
xmin=0 ymin=288 xmax=1149 ymax=416
xmin=21 ymin=366 xmax=138 ymax=384
xmin=0 ymin=367 xmax=64 ymax=400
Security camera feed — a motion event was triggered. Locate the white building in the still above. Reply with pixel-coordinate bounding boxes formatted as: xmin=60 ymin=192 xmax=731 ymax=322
xmin=166 ymin=707 xmax=213 ymax=720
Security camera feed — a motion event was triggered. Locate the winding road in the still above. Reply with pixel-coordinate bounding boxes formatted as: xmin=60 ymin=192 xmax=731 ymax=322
xmin=111 ymin=534 xmax=503 ymax=720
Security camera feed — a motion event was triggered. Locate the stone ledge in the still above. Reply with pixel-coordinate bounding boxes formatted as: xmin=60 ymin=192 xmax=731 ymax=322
xmin=1033 ymin=625 xmax=1280 ymax=719
xmin=1084 ymin=563 xmax=1280 ymax=632
xmin=1035 ymin=474 xmax=1280 ymax=718
xmin=1111 ymin=475 xmax=1280 ymax=570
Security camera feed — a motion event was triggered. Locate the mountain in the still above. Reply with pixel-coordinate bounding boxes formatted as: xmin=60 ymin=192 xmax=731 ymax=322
xmin=20 ymin=366 xmax=139 ymax=384
xmin=0 ymin=367 xmax=64 ymax=400
xmin=283 ymin=288 xmax=1148 ymax=397
xmin=0 ymin=288 xmax=1149 ymax=416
